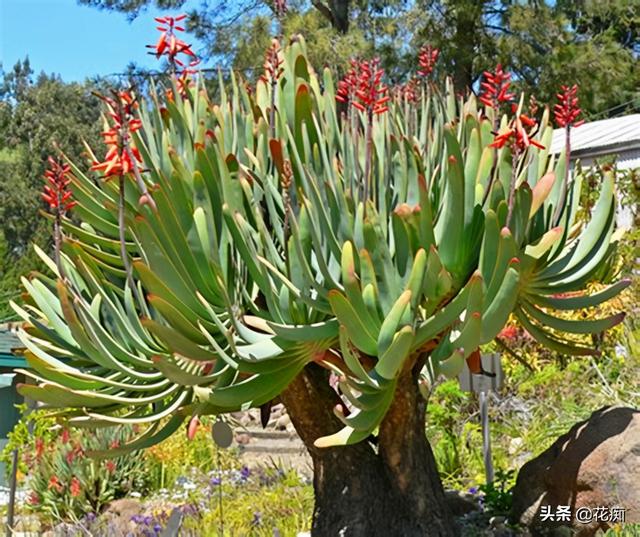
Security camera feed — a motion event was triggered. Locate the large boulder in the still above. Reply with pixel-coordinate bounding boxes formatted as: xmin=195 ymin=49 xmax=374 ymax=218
xmin=510 ymin=406 xmax=640 ymax=536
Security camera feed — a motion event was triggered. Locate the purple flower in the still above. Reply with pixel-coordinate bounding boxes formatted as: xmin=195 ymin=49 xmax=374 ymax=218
xmin=131 ymin=514 xmax=144 ymax=524
xmin=210 ymin=476 xmax=221 ymax=486
xmin=240 ymin=466 xmax=251 ymax=480
xmin=468 ymin=487 xmax=478 ymax=495
xmin=153 ymin=524 xmax=162 ymax=534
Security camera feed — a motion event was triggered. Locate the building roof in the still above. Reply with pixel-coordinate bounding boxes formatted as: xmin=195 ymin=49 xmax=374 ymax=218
xmin=550 ymin=114 xmax=640 ymax=163
xmin=0 ymin=325 xmax=27 ymax=368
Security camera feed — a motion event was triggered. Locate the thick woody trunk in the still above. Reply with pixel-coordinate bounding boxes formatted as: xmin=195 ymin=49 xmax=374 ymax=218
xmin=280 ymin=364 xmax=455 ymax=537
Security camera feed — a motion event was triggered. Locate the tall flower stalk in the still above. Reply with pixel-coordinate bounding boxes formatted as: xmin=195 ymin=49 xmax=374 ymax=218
xmin=42 ymin=156 xmax=76 ymax=274
xmin=261 ymin=40 xmax=284 ymax=138
xmin=490 ymin=112 xmax=544 ymax=226
xmin=336 ymin=58 xmax=389 ymax=208
xmin=417 ymin=44 xmax=439 ymax=79
xmin=274 ymin=0 xmax=287 ymax=37
xmin=478 ymin=64 xmax=514 ymax=112
xmin=91 ymin=91 xmax=152 ymax=302
xmin=417 ymin=44 xmax=439 ymax=115
xmin=336 ymin=61 xmax=360 ymax=184
xmin=148 ymin=15 xmax=198 ymax=75
xmin=148 ymin=14 xmax=200 ymax=98
xmin=552 ymin=84 xmax=583 ymax=225
xmin=480 ymin=64 xmax=516 ymax=205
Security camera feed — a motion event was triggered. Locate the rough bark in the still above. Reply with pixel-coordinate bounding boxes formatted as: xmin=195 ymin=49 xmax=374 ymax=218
xmin=449 ymin=1 xmax=486 ymax=93
xmin=280 ymin=364 xmax=456 ymax=537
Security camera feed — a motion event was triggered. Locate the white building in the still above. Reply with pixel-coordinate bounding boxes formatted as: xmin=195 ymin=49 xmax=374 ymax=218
xmin=551 ymin=113 xmax=640 ymax=229
xmin=550 ymin=113 xmax=640 ymax=171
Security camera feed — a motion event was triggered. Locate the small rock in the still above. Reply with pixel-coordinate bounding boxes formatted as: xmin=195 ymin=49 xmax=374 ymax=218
xmin=235 ymin=433 xmax=251 ymax=445
xmin=104 ymin=497 xmax=142 ymax=518
xmin=102 ymin=498 xmax=143 ymax=535
xmin=445 ymin=489 xmax=480 ymax=516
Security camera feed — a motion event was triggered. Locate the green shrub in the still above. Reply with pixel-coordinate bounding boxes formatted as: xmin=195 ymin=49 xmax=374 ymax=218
xmin=602 ymin=525 xmax=640 ymax=536
xmin=145 ymin=416 xmax=239 ymax=490
xmin=3 ymin=411 xmax=151 ymax=523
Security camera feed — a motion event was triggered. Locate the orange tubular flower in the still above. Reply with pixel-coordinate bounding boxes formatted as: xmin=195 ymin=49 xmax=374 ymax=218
xmin=42 ymin=157 xmax=76 ymax=214
xmin=48 ymin=476 xmax=64 ymax=493
xmin=148 ymin=14 xmax=200 ymax=97
xmin=479 ymin=64 xmax=514 ymax=110
xmin=336 ymin=60 xmax=359 ymax=108
xmin=260 ymin=40 xmax=285 ymax=86
xmin=336 ymin=58 xmax=389 ymax=117
xmin=396 ymin=78 xmax=418 ymax=103
xmin=91 ymin=91 xmax=143 ymax=180
xmin=149 ymin=15 xmax=197 ymax=63
xmin=69 ymin=477 xmax=82 ymax=498
xmin=417 ymin=44 xmax=439 ymax=78
xmin=554 ymin=84 xmax=584 ymax=128
xmin=490 ymin=113 xmax=545 ymax=152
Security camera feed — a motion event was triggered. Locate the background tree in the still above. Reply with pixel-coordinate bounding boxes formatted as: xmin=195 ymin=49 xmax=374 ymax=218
xmin=79 ymin=0 xmax=640 ymax=117
xmin=0 ymin=59 xmax=103 ymax=318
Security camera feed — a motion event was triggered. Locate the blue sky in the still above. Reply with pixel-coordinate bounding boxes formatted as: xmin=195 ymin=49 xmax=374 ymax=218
xmin=0 ymin=0 xmax=204 ymax=81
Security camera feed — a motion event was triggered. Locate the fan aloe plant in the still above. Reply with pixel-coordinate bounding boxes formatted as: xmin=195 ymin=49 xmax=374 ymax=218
xmin=13 ymin=37 xmax=627 ymax=536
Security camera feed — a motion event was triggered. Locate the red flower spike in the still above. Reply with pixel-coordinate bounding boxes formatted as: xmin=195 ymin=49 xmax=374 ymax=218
xmin=91 ymin=91 xmax=143 ymax=180
xmin=147 ymin=13 xmax=200 ymax=94
xmin=336 ymin=58 xmax=389 ymax=117
xmin=43 ymin=157 xmax=76 ymax=214
xmin=70 ymin=477 xmax=81 ymax=498
xmin=554 ymin=84 xmax=583 ymax=128
xmin=274 ymin=0 xmax=287 ymax=18
xmin=336 ymin=60 xmax=358 ymax=106
xmin=261 ymin=40 xmax=284 ymax=86
xmin=48 ymin=476 xmax=64 ymax=493
xmin=479 ymin=64 xmax=513 ymax=110
xmin=396 ymin=78 xmax=418 ymax=103
xmin=418 ymin=44 xmax=439 ymax=78
xmin=35 ymin=437 xmax=45 ymax=458
xmin=498 ymin=325 xmax=519 ymax=340
xmin=490 ymin=113 xmax=545 ymax=153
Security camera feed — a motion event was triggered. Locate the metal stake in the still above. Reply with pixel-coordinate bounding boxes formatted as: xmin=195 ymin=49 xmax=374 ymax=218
xmin=6 ymin=448 xmax=18 ymax=536
xmin=216 ymin=445 xmax=224 ymax=537
xmin=479 ymin=390 xmax=494 ymax=484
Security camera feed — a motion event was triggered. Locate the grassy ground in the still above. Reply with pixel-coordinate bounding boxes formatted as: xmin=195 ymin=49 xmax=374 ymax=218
xmin=427 ymin=321 xmax=640 ymax=492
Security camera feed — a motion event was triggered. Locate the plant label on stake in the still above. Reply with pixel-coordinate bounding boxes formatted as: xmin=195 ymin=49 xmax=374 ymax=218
xmin=458 ymin=353 xmax=503 ymax=393
xmin=212 ymin=419 xmax=233 ymax=448
xmin=458 ymin=353 xmax=503 ymax=484
xmin=211 ymin=419 xmax=233 ymax=537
